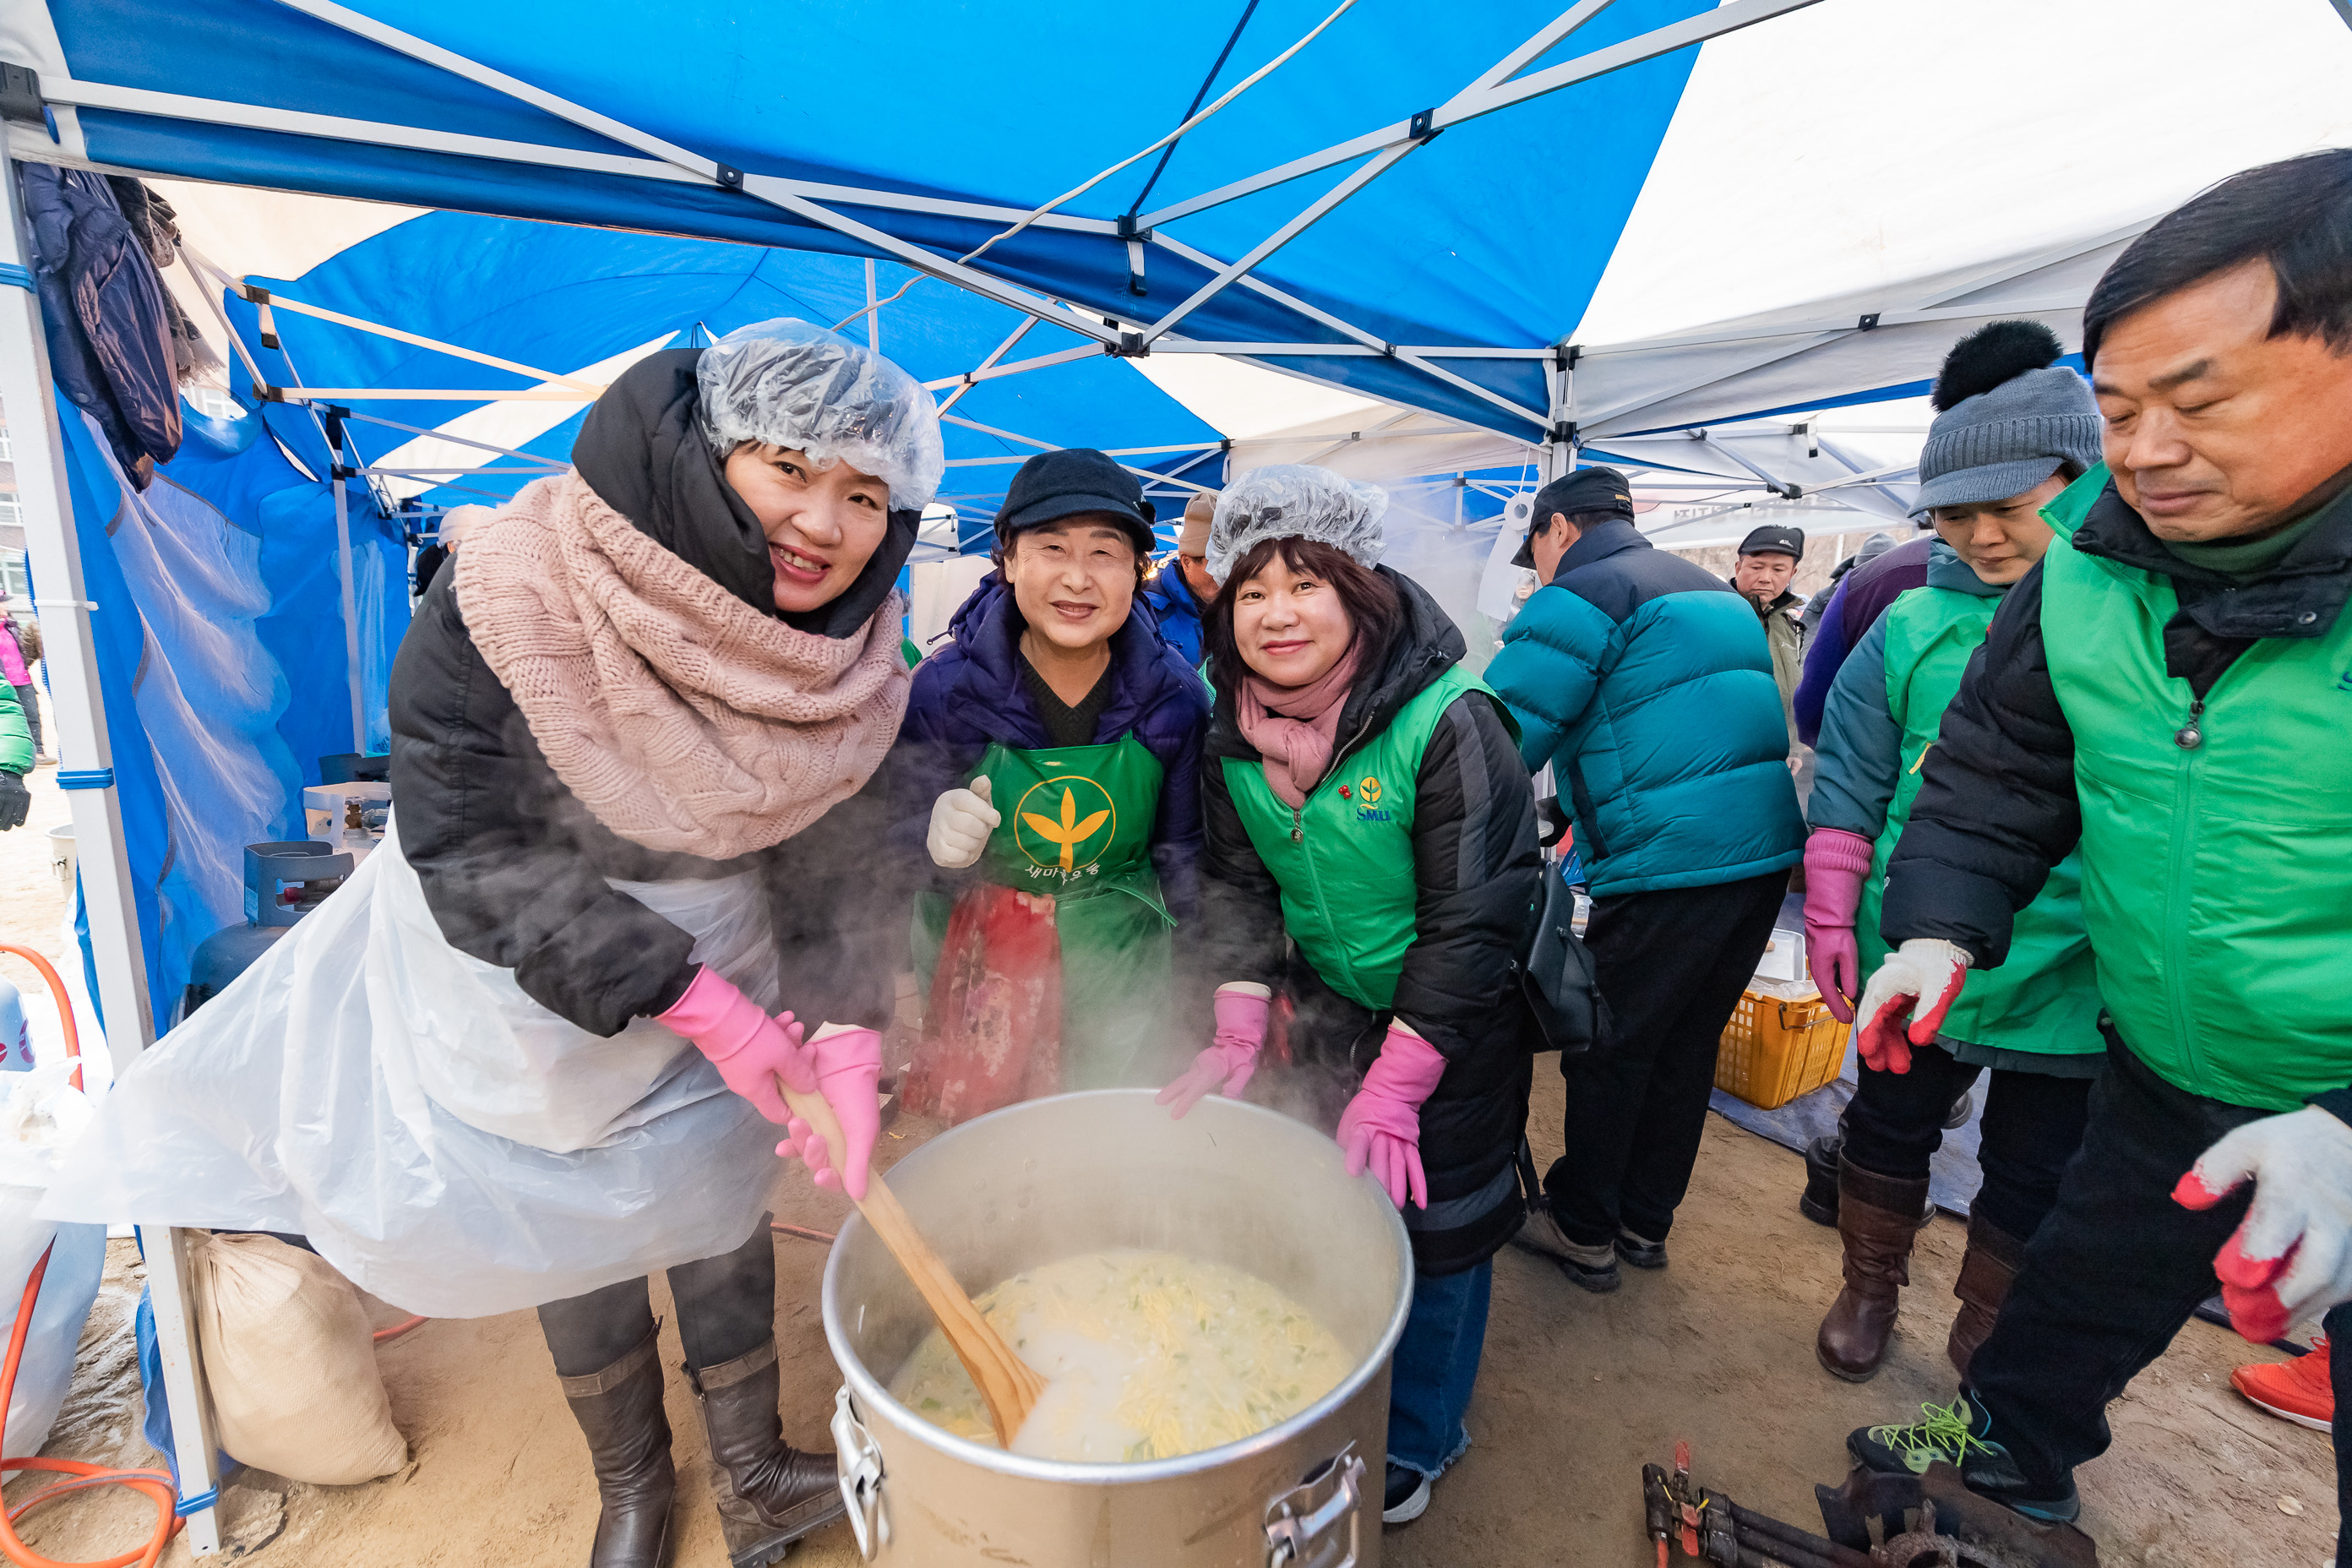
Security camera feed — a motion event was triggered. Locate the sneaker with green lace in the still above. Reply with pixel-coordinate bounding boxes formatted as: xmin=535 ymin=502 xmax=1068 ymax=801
xmin=1845 ymin=1395 xmax=2081 ymax=1524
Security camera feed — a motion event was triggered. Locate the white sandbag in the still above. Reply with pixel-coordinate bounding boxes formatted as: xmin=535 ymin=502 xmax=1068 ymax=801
xmin=190 ymin=1234 xmax=406 ymax=1486
xmin=0 ymin=1060 xmax=107 ymax=1461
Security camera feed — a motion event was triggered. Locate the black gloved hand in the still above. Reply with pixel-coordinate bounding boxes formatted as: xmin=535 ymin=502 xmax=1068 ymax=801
xmin=0 ymin=769 xmax=28 ymax=832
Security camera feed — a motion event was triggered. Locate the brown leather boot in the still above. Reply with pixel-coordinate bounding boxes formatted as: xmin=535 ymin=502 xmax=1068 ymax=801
xmin=558 ymin=1326 xmax=676 ymax=1568
xmin=690 ymin=1340 xmax=846 ymax=1568
xmin=1946 ymin=1211 xmax=2027 ymax=1382
xmin=1816 ymin=1159 xmax=1930 ymax=1383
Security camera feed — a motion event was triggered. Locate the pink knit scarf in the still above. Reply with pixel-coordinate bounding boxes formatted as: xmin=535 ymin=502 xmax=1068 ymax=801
xmin=1237 ymin=643 xmax=1363 ymax=808
xmin=454 ymin=472 xmax=909 ymax=861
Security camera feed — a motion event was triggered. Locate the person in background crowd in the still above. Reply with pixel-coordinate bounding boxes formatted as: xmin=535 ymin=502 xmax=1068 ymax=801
xmin=0 ymin=587 xmax=43 ymax=763
xmin=1801 ymin=320 xmax=2107 ymax=1386
xmin=1164 ymin=463 xmax=1538 ymax=1527
xmin=1485 ymin=466 xmax=1805 ymax=1292
xmin=1845 ymin=154 xmax=2352 ymax=1559
xmin=1801 ymin=531 xmax=1897 ymax=637
xmin=889 ymin=449 xmax=1208 ymax=1115
xmin=1729 ymin=522 xmax=1808 ymax=741
xmin=0 ymin=679 xmax=29 ymax=830
xmin=1792 ymin=531 xmax=1935 ymax=747
xmin=1139 ymin=488 xmax=1220 ymax=668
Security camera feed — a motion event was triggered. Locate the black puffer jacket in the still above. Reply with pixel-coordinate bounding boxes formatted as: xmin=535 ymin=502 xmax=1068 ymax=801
xmin=1200 ymin=569 xmax=1540 ymax=1275
xmin=388 ymin=350 xmax=914 ymax=1038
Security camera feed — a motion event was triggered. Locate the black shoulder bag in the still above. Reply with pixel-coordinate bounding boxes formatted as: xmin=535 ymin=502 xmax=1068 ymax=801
xmin=1508 ymin=852 xmax=1612 ymax=1057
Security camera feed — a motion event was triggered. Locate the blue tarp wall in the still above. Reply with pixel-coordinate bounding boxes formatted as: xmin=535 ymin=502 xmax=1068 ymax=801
xmin=53 ymin=389 xmax=406 ymax=1023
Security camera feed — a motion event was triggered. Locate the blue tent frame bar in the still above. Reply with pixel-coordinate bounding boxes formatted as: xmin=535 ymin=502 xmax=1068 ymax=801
xmin=0 ymin=156 xmax=226 ymax=1555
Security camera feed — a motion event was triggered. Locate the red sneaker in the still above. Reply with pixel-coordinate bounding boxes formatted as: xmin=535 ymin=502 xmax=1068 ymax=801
xmin=2230 ymin=1337 xmax=2333 ymax=1433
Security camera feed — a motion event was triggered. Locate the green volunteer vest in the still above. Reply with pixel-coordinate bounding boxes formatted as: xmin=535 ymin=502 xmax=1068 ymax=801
xmin=1855 ymin=584 xmax=2103 ymax=1059
xmin=1222 ymin=664 xmax=1500 ymax=1011
xmin=914 ymin=734 xmax=1174 ymax=1088
xmin=2039 ymin=468 xmax=2352 ymax=1109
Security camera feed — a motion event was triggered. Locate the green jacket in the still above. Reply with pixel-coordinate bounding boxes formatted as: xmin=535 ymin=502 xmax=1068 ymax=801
xmin=1882 ymin=466 xmax=2352 ymax=1110
xmin=1811 ymin=544 xmax=2102 ymax=1064
xmin=0 ymin=681 xmax=30 ymax=775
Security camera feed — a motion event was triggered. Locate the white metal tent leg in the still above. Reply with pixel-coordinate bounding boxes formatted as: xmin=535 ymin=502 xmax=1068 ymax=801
xmin=3 ymin=156 xmax=219 ymax=1551
xmin=139 ymin=1226 xmax=224 ymax=1556
xmin=330 ymin=466 xmax=367 ymax=753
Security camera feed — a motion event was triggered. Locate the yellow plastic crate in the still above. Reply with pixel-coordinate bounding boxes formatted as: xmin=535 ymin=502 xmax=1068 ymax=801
xmin=1714 ymin=988 xmax=1852 ymax=1110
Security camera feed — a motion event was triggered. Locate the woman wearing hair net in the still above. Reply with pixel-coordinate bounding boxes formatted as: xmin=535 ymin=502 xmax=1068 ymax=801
xmin=41 ymin=320 xmax=940 ymax=1568
xmin=1157 ymin=465 xmax=1542 ymax=1526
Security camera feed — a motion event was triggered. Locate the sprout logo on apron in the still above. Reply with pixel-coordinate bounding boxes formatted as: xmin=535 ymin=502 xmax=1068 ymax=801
xmin=1012 ymin=774 xmax=1117 ymax=877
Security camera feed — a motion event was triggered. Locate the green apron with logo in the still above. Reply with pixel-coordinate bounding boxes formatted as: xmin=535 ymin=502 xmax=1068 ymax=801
xmin=916 ymin=734 xmax=1174 ymax=1092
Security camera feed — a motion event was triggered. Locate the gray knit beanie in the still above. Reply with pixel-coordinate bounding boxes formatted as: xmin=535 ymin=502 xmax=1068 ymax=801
xmin=1914 ymin=322 xmax=2102 ymax=513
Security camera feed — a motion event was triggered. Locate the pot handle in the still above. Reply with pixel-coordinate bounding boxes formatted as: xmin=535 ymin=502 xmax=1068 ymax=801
xmin=832 ymin=1386 xmax=889 ymax=1560
xmin=1265 ymin=1441 xmax=1364 ymax=1568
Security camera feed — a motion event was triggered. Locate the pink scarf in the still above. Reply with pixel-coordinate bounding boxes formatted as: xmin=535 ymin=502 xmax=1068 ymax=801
xmin=1237 ymin=644 xmax=1363 ymax=808
xmin=455 ymin=472 xmax=909 ymax=861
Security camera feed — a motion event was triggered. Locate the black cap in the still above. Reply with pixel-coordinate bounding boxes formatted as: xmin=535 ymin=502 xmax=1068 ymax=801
xmin=1737 ymin=524 xmax=1805 ymax=559
xmin=1512 ymin=466 xmax=1634 ymax=568
xmin=994 ymin=449 xmax=1157 ymax=557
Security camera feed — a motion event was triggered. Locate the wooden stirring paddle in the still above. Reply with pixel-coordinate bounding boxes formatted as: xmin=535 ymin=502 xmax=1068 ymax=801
xmin=779 ymin=1081 xmax=1044 ymax=1446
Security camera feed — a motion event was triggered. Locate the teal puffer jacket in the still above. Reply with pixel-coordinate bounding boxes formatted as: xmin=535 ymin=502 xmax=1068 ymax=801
xmin=1487 ymin=520 xmax=1805 ymax=896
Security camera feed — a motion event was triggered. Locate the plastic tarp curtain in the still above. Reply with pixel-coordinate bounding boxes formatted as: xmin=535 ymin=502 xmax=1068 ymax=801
xmin=29 ymin=0 xmax=1713 ymax=434
xmin=52 ymin=388 xmax=407 ymax=1022
xmin=215 ymin=210 xmax=1227 ymax=521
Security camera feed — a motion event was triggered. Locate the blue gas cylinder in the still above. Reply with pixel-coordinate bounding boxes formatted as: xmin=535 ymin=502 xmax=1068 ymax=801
xmin=179 ymin=841 xmax=355 ymax=1026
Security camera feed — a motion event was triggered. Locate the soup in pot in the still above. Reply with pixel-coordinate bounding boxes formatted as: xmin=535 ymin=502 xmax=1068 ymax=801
xmin=889 ymin=1248 xmax=1352 ymax=1462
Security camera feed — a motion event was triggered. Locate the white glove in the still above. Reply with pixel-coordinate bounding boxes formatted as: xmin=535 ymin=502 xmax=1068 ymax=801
xmin=1852 ymin=938 xmax=1970 ymax=1075
xmin=2175 ymin=1105 xmax=2352 ymax=1343
xmin=926 ymin=776 xmax=1000 ymax=868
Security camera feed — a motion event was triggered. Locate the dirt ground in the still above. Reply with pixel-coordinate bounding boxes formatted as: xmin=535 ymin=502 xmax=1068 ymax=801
xmin=0 ymin=752 xmax=2336 ymax=1567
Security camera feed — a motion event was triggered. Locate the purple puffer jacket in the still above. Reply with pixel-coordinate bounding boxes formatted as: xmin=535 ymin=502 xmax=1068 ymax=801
xmin=1792 ymin=535 xmax=1934 ymax=746
xmin=886 ymin=573 xmax=1211 ymax=923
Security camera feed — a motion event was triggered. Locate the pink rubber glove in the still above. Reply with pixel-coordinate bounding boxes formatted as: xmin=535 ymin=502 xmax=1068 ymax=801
xmin=778 ymin=1026 xmax=884 ymax=1201
xmin=1336 ymin=1023 xmax=1446 ymax=1210
xmin=1156 ymin=985 xmax=1271 ymax=1119
xmin=2174 ymin=1107 xmax=2352 ymax=1343
xmin=659 ymin=966 xmax=815 ymax=1122
xmin=1802 ymin=829 xmax=1873 ymax=1023
xmin=1852 ymin=939 xmax=1970 ymax=1075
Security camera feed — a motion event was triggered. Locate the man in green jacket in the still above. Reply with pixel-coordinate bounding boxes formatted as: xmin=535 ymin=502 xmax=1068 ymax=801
xmin=0 ymin=680 xmax=30 ymax=831
xmin=1845 ymin=150 xmax=2352 ymax=1555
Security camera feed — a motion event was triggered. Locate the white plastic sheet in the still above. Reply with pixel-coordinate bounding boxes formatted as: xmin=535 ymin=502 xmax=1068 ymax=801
xmin=0 ymin=1062 xmax=106 ymax=1462
xmin=40 ymin=825 xmax=787 ymax=1319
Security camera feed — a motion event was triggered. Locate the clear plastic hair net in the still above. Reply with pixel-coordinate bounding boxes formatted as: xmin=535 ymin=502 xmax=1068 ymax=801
xmin=695 ymin=318 xmax=945 ymax=510
xmin=1205 ymin=464 xmax=1387 ymax=585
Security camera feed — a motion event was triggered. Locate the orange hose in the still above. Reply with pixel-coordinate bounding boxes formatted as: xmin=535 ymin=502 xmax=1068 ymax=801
xmin=0 ymin=950 xmax=182 ymax=1564
xmin=371 ymin=1315 xmax=427 ymax=1345
xmin=0 ymin=1244 xmax=181 ymax=1568
xmin=0 ymin=946 xmax=81 ymax=1092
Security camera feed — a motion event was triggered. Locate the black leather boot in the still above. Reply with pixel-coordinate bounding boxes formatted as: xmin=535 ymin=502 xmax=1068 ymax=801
xmin=558 ymin=1326 xmax=676 ymax=1568
xmin=1799 ymin=1131 xmax=1843 ymax=1227
xmin=690 ymin=1340 xmax=845 ymax=1568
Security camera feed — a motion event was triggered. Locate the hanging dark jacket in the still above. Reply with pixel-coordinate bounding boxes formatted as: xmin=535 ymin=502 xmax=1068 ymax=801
xmin=20 ymin=163 xmax=181 ymax=488
xmin=886 ymin=572 xmax=1210 ymax=923
xmin=1200 ymin=569 xmax=1539 ymax=1275
xmin=389 ymin=350 xmax=917 ymax=1038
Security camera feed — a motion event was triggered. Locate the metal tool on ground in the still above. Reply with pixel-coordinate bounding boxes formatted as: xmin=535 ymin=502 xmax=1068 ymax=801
xmin=1646 ymin=1444 xmax=2101 ymax=1568
xmin=780 ymin=1080 xmax=1043 ymax=1446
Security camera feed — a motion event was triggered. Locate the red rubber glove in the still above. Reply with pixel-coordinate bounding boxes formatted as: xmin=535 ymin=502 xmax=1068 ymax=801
xmin=1156 ymin=984 xmax=1271 ymax=1119
xmin=1851 ymin=939 xmax=1969 ymax=1075
xmin=659 ymin=966 xmax=814 ymax=1122
xmin=2173 ymin=1106 xmax=2352 ymax=1344
xmin=779 ymin=1026 xmax=884 ymax=1201
xmin=1802 ymin=829 xmax=1873 ymax=1023
xmin=1336 ymin=1022 xmax=1446 ymax=1210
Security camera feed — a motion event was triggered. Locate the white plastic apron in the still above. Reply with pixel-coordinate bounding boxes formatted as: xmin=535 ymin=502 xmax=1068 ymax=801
xmin=40 ymin=818 xmax=785 ymax=1318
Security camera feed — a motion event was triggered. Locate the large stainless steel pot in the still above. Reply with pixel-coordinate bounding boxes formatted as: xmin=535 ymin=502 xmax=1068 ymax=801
xmin=823 ymin=1089 xmax=1412 ymax=1567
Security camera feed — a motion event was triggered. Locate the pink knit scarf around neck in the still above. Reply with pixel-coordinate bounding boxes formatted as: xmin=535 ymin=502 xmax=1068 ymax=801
xmin=1238 ymin=643 xmax=1363 ymax=808
xmin=454 ymin=471 xmax=909 ymax=861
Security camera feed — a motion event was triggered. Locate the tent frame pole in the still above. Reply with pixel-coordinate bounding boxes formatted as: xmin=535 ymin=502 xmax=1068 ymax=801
xmin=329 ymin=453 xmax=368 ymax=754
xmin=2 ymin=157 xmax=220 ymax=1554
